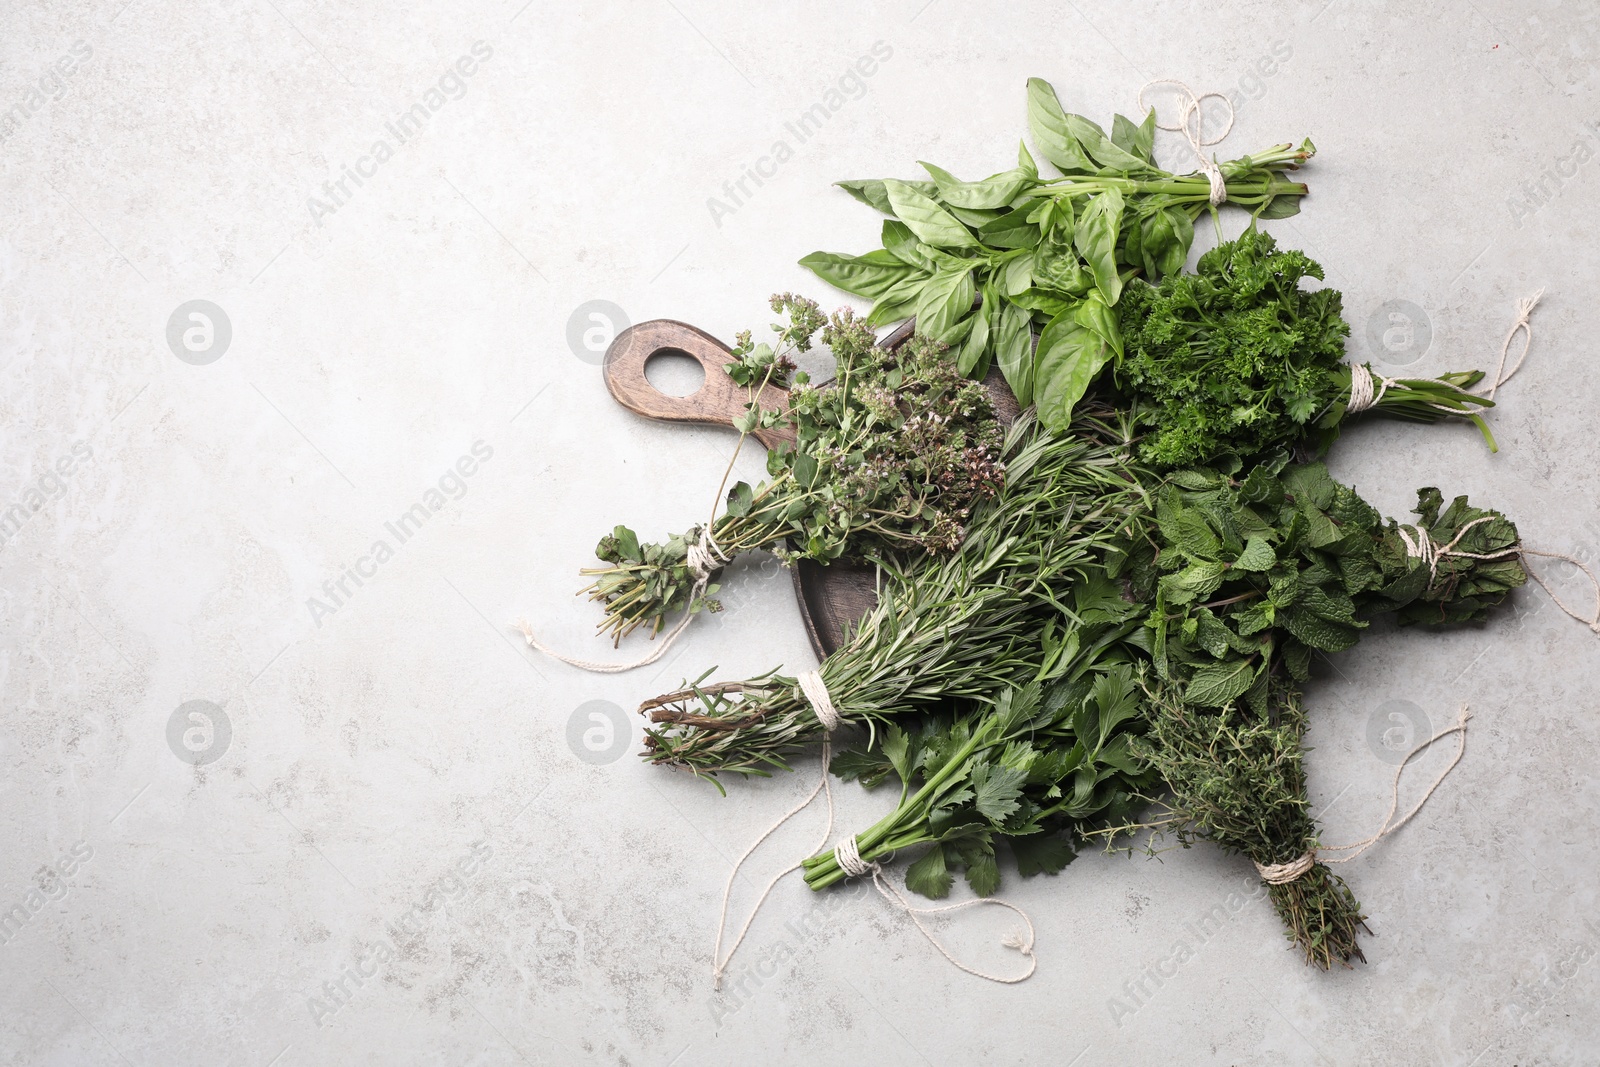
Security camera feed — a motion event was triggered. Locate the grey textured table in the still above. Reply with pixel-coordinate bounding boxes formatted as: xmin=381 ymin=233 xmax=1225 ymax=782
xmin=3 ymin=2 xmax=1598 ymax=1064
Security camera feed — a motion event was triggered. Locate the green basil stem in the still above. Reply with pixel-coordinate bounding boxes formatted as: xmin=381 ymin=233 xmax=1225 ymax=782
xmin=1320 ymin=364 xmax=1499 ymax=453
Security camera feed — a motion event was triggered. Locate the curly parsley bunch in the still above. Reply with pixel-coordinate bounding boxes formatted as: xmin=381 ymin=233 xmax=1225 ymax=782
xmin=1115 ymin=230 xmax=1497 ymax=469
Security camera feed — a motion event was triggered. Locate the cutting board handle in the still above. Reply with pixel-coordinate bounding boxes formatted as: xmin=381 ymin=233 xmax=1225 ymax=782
xmin=602 ymin=319 xmax=795 ymax=449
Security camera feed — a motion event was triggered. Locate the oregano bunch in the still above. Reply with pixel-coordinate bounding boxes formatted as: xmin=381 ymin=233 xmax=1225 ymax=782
xmin=582 ymin=297 xmax=1005 ymax=644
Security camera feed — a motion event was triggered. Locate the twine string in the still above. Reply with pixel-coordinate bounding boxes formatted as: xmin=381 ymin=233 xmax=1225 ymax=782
xmin=1344 ymin=291 xmax=1544 ymax=415
xmin=710 ymin=668 xmax=839 ymax=991
xmin=1484 ymin=290 xmax=1544 ymax=401
xmin=1521 ymin=548 xmax=1600 ymax=635
xmin=831 ymin=834 xmax=1038 ymax=983
xmin=518 ymin=527 xmax=727 ymax=673
xmin=1137 ymin=80 xmax=1233 ymax=206
xmin=1254 ymin=703 xmax=1473 ymax=883
xmin=1397 ymin=521 xmax=1600 ymax=637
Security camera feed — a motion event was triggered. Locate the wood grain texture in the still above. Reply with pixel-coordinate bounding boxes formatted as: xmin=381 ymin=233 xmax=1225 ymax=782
xmin=601 ymin=316 xmax=1017 ymax=659
xmin=601 ymin=319 xmax=795 ymax=450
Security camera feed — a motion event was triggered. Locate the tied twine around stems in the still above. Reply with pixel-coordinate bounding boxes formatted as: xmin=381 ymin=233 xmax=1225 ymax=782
xmin=1253 ymin=703 xmax=1473 ymax=885
xmin=1344 ymin=292 xmax=1597 ymax=635
xmin=1138 ymin=80 xmax=1235 ymax=206
xmin=518 ymin=527 xmax=728 ymax=673
xmin=1345 ymin=291 xmax=1545 ymax=415
xmin=710 ymin=669 xmax=840 ymax=990
xmin=828 ymin=834 xmax=1038 ymax=984
xmin=1397 ymin=518 xmax=1600 ymax=637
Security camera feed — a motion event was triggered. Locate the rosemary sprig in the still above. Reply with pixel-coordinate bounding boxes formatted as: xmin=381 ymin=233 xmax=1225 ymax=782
xmin=639 ymin=409 xmax=1150 ymax=777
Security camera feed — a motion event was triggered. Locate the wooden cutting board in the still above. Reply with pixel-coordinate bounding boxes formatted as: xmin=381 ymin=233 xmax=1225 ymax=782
xmin=602 ymin=317 xmax=1018 ymax=658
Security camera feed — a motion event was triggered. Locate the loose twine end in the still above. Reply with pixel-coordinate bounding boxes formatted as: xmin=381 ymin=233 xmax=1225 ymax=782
xmin=517 ymin=528 xmax=727 ymax=674
xmin=710 ymin=672 xmax=1037 ymax=988
xmin=1137 ymin=80 xmax=1234 ymax=207
xmin=829 ymin=829 xmax=1038 ymax=983
xmin=1346 ymin=289 xmax=1545 ymax=415
xmin=1254 ymin=704 xmax=1473 ymax=886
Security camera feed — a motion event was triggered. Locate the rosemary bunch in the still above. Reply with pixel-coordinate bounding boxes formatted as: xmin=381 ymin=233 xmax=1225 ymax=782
xmin=582 ymin=301 xmax=1004 ymax=644
xmin=639 ymin=409 xmax=1150 ymax=777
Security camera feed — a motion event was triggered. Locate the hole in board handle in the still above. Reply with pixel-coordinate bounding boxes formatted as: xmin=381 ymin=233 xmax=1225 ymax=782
xmin=643 ymin=348 xmax=708 ymax=398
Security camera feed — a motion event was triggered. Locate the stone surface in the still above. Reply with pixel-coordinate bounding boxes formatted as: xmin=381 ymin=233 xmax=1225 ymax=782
xmin=2 ymin=1 xmax=1598 ymax=1064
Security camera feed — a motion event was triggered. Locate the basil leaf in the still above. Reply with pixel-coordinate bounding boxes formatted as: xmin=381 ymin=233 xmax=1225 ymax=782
xmin=1073 ymin=289 xmax=1122 ymax=358
xmin=995 ymin=301 xmax=1034 ymax=405
xmin=1034 ymin=309 xmax=1111 ymax=432
xmin=1066 ymin=112 xmax=1150 ymax=172
xmin=1073 ymin=189 xmax=1125 ymax=305
xmin=1025 ymin=77 xmax=1095 ymax=174
xmin=1112 ymin=108 xmax=1157 ymax=162
xmin=798 ymin=250 xmax=918 ymax=299
xmin=919 ymin=160 xmax=1034 ymax=209
xmin=977 ymin=207 xmax=1042 ymax=250
xmin=836 ymin=178 xmax=936 ymax=215
xmin=884 ymin=179 xmax=980 ymax=249
xmin=914 ymin=265 xmax=976 ymax=343
xmin=944 ymin=204 xmax=1003 ymax=229
xmin=1010 ymin=288 xmax=1077 ymax=319
xmin=956 ymin=281 xmax=996 ymax=377
xmin=999 ymin=248 xmax=1034 ymax=296
xmin=867 ymin=271 xmax=929 ymax=326
xmin=1138 ymin=206 xmax=1191 ymax=281
xmin=1033 ymin=223 xmax=1090 ymax=295
xmin=882 ymin=220 xmax=935 ymax=269
xmin=1017 ymin=138 xmax=1038 ymax=180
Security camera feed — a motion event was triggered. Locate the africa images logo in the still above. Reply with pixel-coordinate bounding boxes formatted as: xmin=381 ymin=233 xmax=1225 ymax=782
xmin=305 ymin=42 xmax=494 ymax=227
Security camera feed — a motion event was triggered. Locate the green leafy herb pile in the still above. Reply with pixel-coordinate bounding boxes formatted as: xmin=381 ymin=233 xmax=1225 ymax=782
xmin=1097 ymin=458 xmax=1524 ymax=965
xmin=639 ymin=409 xmax=1149 ymax=777
xmin=1115 ymin=230 xmax=1497 ymax=468
xmin=801 ymin=78 xmax=1315 ymax=432
xmin=1110 ymin=459 xmax=1525 ymax=712
xmin=804 ymin=664 xmax=1155 ymax=899
xmin=550 ymin=75 xmax=1545 ymax=979
xmin=582 ymin=296 xmax=1004 ymax=644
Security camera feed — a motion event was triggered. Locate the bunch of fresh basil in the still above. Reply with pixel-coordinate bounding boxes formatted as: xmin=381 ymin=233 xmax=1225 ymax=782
xmin=801 ymin=78 xmax=1314 ymax=433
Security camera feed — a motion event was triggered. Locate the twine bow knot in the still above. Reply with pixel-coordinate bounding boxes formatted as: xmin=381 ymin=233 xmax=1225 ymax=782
xmin=1138 ymin=80 xmax=1235 ymax=206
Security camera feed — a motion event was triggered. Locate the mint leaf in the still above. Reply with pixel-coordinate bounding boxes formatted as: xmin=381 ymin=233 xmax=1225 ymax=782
xmin=1234 ymin=537 xmax=1276 ymax=572
xmin=1184 ymin=659 xmax=1259 ymax=707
